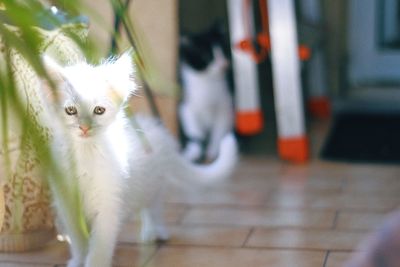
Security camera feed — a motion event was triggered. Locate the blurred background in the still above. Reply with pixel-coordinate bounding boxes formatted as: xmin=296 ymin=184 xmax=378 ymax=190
xmin=19 ymin=0 xmax=399 ymax=163
xmin=51 ymin=0 xmax=400 ymax=164
xmin=178 ymin=0 xmax=400 ymax=164
xmin=3 ymin=0 xmax=400 ymax=266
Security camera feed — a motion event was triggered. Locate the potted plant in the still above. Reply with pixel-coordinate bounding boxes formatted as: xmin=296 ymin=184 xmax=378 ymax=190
xmin=0 ymin=0 xmax=177 ymax=252
xmin=0 ymin=0 xmax=96 ymax=251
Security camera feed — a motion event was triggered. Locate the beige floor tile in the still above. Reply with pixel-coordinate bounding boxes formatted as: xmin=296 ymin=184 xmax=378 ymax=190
xmin=113 ymin=244 xmax=157 ymax=267
xmin=266 ymin=192 xmax=398 ymax=211
xmin=0 ymin=263 xmax=53 ymax=267
xmin=119 ymin=204 xmax=189 ymax=243
xmin=0 ymin=241 xmax=69 ymax=265
xmin=295 ymin=176 xmax=343 ymax=193
xmin=336 ymin=211 xmax=387 ymax=231
xmin=343 ymin=165 xmax=400 ymax=180
xmin=119 ymin=222 xmax=141 ymax=244
xmin=325 ymin=252 xmax=354 ymax=267
xmin=119 ymin=223 xmax=251 ymax=247
xmin=227 ymin=161 xmax=343 ymax=195
xmin=345 ymin=186 xmax=400 ymax=196
xmin=166 ymin=225 xmax=251 ymax=247
xmin=145 ymin=247 xmax=326 ymax=267
xmin=162 ymin=204 xmax=189 ymax=224
xmin=247 ymin=228 xmax=368 ymax=250
xmin=344 ymin=174 xmax=400 ymax=195
xmin=165 ymin=187 xmax=270 ymax=207
xmin=331 ymin=195 xmax=399 ymax=211
xmin=182 ymin=207 xmax=336 ymax=228
xmin=0 ymin=242 xmax=156 ymax=267
xmin=4 ymin=117 xmax=400 ymax=267
xmin=235 ymin=157 xmax=285 ymax=175
xmin=118 ymin=204 xmax=189 ymax=246
xmin=340 ymin=196 xmax=394 ymax=211
xmin=125 ymin=204 xmax=188 ymax=224
xmin=215 ymin=170 xmax=275 ymax=190
xmin=266 ymin=191 xmax=318 ymax=209
xmin=255 ymin=169 xmax=344 ymax=194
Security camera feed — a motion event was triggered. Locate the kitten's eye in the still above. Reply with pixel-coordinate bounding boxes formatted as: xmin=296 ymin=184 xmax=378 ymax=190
xmin=65 ymin=106 xmax=77 ymax=115
xmin=93 ymin=106 xmax=106 ymax=115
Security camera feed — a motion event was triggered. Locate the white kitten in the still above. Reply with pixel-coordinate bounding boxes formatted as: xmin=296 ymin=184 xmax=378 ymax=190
xmin=180 ymin=43 xmax=234 ymax=162
xmin=41 ymin=53 xmax=238 ymax=267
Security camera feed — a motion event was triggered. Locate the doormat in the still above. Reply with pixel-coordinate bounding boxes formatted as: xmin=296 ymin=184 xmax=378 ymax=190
xmin=321 ymin=112 xmax=400 ymax=163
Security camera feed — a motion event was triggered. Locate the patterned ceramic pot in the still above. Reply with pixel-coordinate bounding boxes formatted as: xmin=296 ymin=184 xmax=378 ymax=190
xmin=0 ymin=24 xmax=85 ymax=251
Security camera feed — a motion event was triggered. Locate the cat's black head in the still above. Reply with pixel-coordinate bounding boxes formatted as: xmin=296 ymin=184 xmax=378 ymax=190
xmin=180 ymin=23 xmax=229 ymax=71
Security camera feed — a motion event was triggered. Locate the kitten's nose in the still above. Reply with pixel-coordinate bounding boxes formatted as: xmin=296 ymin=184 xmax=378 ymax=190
xmin=79 ymin=125 xmax=90 ymax=134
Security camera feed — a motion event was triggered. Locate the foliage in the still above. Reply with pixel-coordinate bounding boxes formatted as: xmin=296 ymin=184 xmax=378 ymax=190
xmin=0 ymin=0 xmax=175 ymax=241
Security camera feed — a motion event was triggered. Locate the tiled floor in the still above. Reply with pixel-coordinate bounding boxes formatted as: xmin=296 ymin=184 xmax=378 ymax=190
xmin=1 ymin=120 xmax=400 ymax=267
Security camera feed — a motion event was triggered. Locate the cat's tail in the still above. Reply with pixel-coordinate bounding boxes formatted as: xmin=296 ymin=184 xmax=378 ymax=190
xmin=172 ymin=133 xmax=239 ymax=185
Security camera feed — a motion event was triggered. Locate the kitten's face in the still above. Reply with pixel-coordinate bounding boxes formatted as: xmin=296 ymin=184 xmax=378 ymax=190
xmin=181 ymin=43 xmax=228 ymax=78
xmin=58 ymin=72 xmax=119 ymax=139
xmin=42 ymin=53 xmax=135 ymax=140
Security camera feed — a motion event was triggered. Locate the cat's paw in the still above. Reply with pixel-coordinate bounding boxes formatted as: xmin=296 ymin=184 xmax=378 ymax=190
xmin=140 ymin=225 xmax=169 ymax=244
xmin=140 ymin=227 xmax=157 ymax=243
xmin=183 ymin=142 xmax=202 ymax=162
xmin=155 ymin=226 xmax=169 ymax=242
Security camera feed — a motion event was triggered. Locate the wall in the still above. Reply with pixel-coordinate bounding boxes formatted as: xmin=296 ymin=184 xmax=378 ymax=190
xmin=179 ymin=0 xmax=227 ymax=33
xmin=321 ymin=0 xmax=348 ymax=96
xmin=81 ymin=0 xmax=179 ymax=133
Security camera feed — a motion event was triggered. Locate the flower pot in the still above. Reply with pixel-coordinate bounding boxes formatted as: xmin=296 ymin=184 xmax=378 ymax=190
xmin=0 ymin=24 xmax=86 ymax=252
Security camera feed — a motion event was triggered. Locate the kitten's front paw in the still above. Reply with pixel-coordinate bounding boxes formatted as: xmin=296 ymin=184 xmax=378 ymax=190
xmin=140 ymin=227 xmax=156 ymax=243
xmin=140 ymin=225 xmax=169 ymax=244
xmin=183 ymin=142 xmax=202 ymax=162
xmin=155 ymin=226 xmax=169 ymax=242
xmin=66 ymin=258 xmax=84 ymax=267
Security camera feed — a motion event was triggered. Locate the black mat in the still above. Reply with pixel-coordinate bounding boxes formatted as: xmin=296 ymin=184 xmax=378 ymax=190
xmin=321 ymin=112 xmax=400 ymax=163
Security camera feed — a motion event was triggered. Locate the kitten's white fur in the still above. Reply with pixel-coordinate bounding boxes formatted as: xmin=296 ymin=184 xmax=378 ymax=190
xmin=180 ymin=46 xmax=234 ymax=161
xmin=41 ymin=53 xmax=238 ymax=267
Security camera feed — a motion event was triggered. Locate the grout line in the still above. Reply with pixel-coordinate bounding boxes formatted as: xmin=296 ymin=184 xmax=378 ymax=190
xmin=160 ymin=243 xmax=355 ymax=253
xmin=0 ymin=261 xmax=56 ymax=266
xmin=331 ymin=210 xmax=340 ymax=230
xmin=166 ymin=221 xmax=372 ymax=234
xmin=241 ymin=227 xmax=254 ymax=247
xmin=175 ymin=205 xmax=191 ymax=225
xmin=177 ymin=222 xmax=336 ymax=230
xmin=168 ymin=202 xmax=392 ymax=213
xmin=140 ymin=242 xmax=164 ymax=267
xmin=340 ymin=177 xmax=348 ymax=192
xmin=241 ymin=246 xmax=354 ymax=253
xmin=322 ymin=250 xmax=330 ymax=267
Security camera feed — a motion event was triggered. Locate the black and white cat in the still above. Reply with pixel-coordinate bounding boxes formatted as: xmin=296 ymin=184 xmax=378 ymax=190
xmin=179 ymin=24 xmax=234 ymax=162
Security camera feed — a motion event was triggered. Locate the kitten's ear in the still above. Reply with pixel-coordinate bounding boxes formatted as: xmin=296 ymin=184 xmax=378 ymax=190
xmin=114 ymin=50 xmax=135 ymax=77
xmin=42 ymin=56 xmax=66 ymax=83
xmin=106 ymin=50 xmax=136 ymax=102
xmin=41 ymin=56 xmax=66 ymax=102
